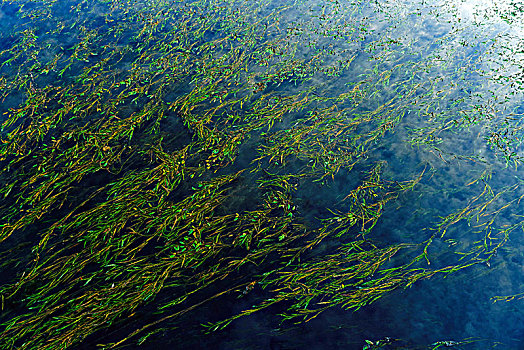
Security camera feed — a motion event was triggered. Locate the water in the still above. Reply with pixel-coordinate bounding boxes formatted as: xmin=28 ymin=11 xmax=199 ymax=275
xmin=0 ymin=0 xmax=522 ymax=349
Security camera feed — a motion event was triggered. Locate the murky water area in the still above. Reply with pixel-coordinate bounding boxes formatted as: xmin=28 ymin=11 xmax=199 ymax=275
xmin=0 ymin=0 xmax=522 ymax=349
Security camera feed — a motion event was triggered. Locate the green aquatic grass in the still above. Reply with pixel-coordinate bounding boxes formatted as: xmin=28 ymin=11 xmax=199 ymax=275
xmin=0 ymin=0 xmax=522 ymax=348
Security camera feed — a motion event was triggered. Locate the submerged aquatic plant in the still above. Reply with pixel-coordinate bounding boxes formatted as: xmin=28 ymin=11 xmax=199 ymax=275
xmin=0 ymin=0 xmax=522 ymax=348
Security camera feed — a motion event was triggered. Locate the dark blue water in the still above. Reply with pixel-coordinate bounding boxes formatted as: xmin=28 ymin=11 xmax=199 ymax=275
xmin=0 ymin=0 xmax=523 ymax=349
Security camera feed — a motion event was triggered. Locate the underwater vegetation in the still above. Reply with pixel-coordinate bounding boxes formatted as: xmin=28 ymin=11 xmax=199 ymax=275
xmin=0 ymin=0 xmax=522 ymax=349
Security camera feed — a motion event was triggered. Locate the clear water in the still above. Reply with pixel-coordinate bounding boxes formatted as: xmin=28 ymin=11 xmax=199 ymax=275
xmin=0 ymin=0 xmax=522 ymax=349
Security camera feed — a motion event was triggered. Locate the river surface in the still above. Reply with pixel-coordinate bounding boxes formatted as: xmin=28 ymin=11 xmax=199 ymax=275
xmin=0 ymin=1 xmax=522 ymax=349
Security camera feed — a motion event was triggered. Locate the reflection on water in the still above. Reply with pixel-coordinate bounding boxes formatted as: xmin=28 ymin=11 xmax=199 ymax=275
xmin=0 ymin=0 xmax=522 ymax=349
